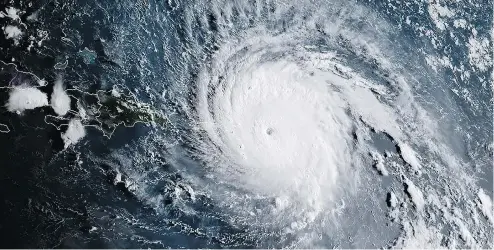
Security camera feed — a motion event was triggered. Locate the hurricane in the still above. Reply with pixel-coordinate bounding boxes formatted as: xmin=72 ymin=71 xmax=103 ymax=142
xmin=134 ymin=0 xmax=492 ymax=247
xmin=0 ymin=0 xmax=492 ymax=248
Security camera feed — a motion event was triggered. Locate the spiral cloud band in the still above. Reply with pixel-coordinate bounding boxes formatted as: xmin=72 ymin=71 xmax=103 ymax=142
xmin=102 ymin=0 xmax=492 ymax=248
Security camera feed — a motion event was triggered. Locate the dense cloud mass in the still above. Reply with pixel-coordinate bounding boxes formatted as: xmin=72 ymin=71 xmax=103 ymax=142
xmin=0 ymin=0 xmax=492 ymax=248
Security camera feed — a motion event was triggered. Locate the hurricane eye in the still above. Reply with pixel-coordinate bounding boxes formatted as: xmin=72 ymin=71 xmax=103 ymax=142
xmin=266 ymin=127 xmax=274 ymax=135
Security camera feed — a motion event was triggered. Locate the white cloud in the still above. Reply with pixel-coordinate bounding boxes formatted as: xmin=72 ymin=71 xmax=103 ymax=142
xmin=4 ymin=7 xmax=20 ymax=21
xmin=405 ymin=179 xmax=425 ymax=211
xmin=399 ymin=142 xmax=422 ymax=172
xmin=6 ymin=86 xmax=48 ymax=113
xmin=61 ymin=119 xmax=86 ymax=148
xmin=50 ymin=77 xmax=71 ymax=116
xmin=468 ymin=36 xmax=492 ymax=72
xmin=3 ymin=25 xmax=23 ymax=45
